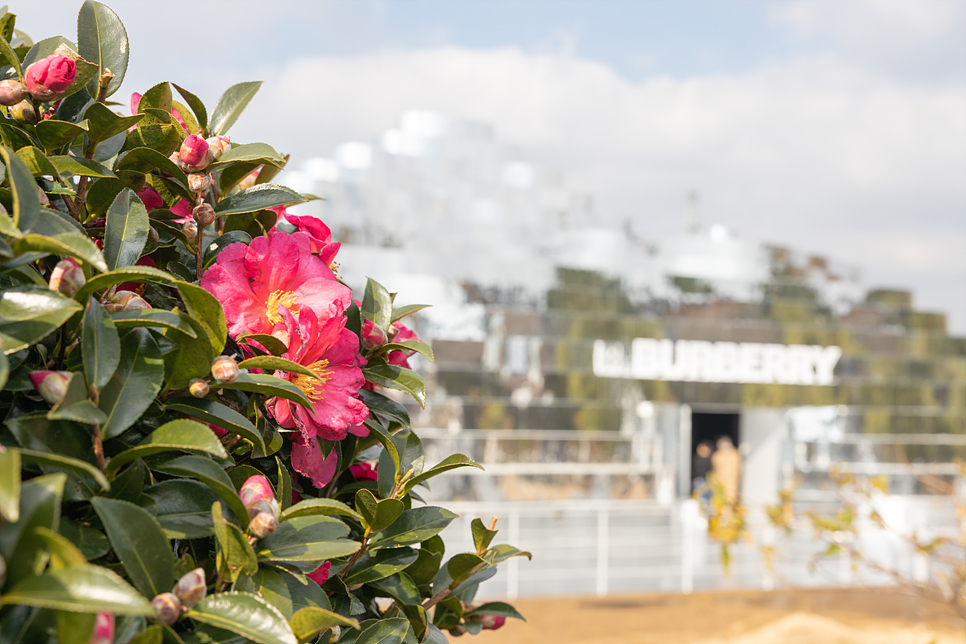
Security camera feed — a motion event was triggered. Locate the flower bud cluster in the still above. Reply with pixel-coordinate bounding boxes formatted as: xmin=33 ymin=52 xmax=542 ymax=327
xmin=24 ymin=54 xmax=77 ymax=102
xmin=49 ymin=258 xmax=85 ymax=297
xmin=239 ymin=475 xmax=280 ymax=538
xmin=104 ymin=290 xmax=151 ymax=313
xmin=211 ymin=356 xmax=240 ymax=383
xmin=151 ymin=568 xmax=208 ymax=626
xmin=8 ymin=100 xmax=37 ymax=124
xmin=169 ymin=135 xmax=230 ymax=187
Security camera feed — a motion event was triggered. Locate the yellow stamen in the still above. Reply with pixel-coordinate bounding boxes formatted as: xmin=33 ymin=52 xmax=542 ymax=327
xmin=291 ymin=359 xmax=331 ymax=402
xmin=266 ymin=290 xmax=299 ymax=325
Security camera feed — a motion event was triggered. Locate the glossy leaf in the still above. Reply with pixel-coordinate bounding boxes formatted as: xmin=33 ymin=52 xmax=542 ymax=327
xmin=390 ymin=304 xmax=430 ymax=323
xmin=0 ymin=447 xmax=21 ymax=522
xmin=32 ymin=526 xmax=88 ymax=569
xmin=74 ymin=265 xmax=180 ymax=302
xmin=0 ymin=144 xmax=43 ymax=231
xmin=238 ymin=333 xmax=288 ymax=356
xmin=362 ymin=278 xmax=392 ymax=331
xmin=77 ymin=0 xmax=129 ymax=97
xmin=353 ymin=618 xmax=414 ymax=644
xmin=355 ymin=489 xmax=404 ymax=533
xmin=48 ymin=155 xmax=116 ymax=178
xmin=20 ymin=448 xmax=109 ymax=491
xmin=213 ymin=142 xmax=285 ymax=166
xmin=173 ymin=84 xmax=207 ymax=130
xmin=289 ymin=608 xmax=359 ymax=642
xmin=464 ymin=601 xmax=525 ymax=621
xmin=369 ymin=507 xmax=458 ymax=551
xmin=14 ymin=232 xmax=108 ymax=272
xmin=176 ymin=281 xmax=227 ymax=355
xmin=343 ymin=548 xmax=418 ymax=586
xmin=84 ymin=102 xmax=143 ymax=145
xmin=204 ymin=231 xmax=251 ymax=267
xmin=359 ymin=389 xmax=410 ymax=427
xmin=212 ymin=503 xmax=258 ymax=582
xmin=91 ymin=496 xmax=175 ymax=598
xmin=188 ymin=592 xmax=297 ymax=644
xmin=149 ymin=455 xmax=249 ymax=529
xmin=257 ymin=516 xmax=360 ymax=563
xmin=238 ymin=355 xmax=321 ymax=381
xmin=362 ymin=365 xmax=426 ymax=409
xmin=165 ymin=397 xmax=266 ymax=455
xmin=59 ymin=517 xmax=111 ymax=560
xmin=105 ymin=418 xmax=228 ymax=476
xmin=142 ymin=479 xmax=222 ymax=539
xmin=399 ymin=454 xmax=483 ymax=496
xmin=35 ymin=119 xmax=88 ymax=152
xmin=99 ymin=328 xmax=164 ymax=439
xmin=2 ymin=474 xmax=65 ymax=587
xmin=161 ymin=315 xmax=214 ymax=392
xmin=115 ymin=146 xmax=189 ymax=190
xmin=280 ymin=498 xmax=361 ymax=523
xmin=471 ymin=518 xmax=498 ymax=555
xmin=104 ymin=189 xmax=149 ymax=270
xmin=0 ymin=287 xmax=84 ymax=354
xmin=380 ymin=340 xmax=434 ymax=362
xmin=0 ymin=24 xmax=21 ymax=75
xmin=16 ymin=145 xmax=62 ymax=177
xmin=1 ymin=565 xmax=155 ymax=615
xmin=58 ymin=610 xmax=96 ymax=644
xmin=209 ymin=81 xmax=262 ymax=136
xmin=210 ymin=373 xmax=314 ymax=409
xmin=214 ymin=184 xmax=306 ymax=216
xmin=110 ymin=308 xmax=197 ymax=337
xmin=369 ymin=573 xmax=421 ymax=607
xmin=47 ymin=372 xmax=107 ymax=425
xmin=82 ymin=296 xmax=120 ymax=389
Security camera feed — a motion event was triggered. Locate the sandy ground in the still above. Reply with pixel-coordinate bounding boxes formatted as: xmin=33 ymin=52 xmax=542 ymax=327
xmin=470 ymin=587 xmax=966 ymax=644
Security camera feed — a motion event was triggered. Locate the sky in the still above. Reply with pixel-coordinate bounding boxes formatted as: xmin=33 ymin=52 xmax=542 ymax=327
xmin=14 ymin=0 xmax=966 ymax=332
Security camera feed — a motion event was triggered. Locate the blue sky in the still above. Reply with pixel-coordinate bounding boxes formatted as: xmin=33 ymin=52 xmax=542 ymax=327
xmin=13 ymin=0 xmax=966 ymax=331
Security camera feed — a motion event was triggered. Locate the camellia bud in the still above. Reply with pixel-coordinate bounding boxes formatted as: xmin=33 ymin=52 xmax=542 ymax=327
xmin=179 ymin=135 xmax=212 ymax=171
xmin=206 ymin=135 xmax=231 ymax=160
xmin=29 ymin=371 xmax=72 ymax=404
xmin=136 ymin=185 xmax=164 ymax=210
xmin=361 ymin=319 xmax=387 ymax=351
xmin=239 ymin=474 xmax=274 ymax=511
xmin=151 ymin=592 xmax=181 ymax=626
xmin=189 ymin=378 xmax=210 ymax=398
xmin=37 ymin=186 xmax=50 ymax=207
xmin=182 ymin=219 xmax=198 ymax=239
xmin=193 ymin=203 xmax=215 ymax=227
xmin=211 ymin=355 xmax=240 ymax=383
xmin=122 ymin=294 xmax=151 ymax=311
xmin=104 ymin=290 xmax=151 ymax=312
xmin=248 ymin=496 xmax=280 ymax=521
xmin=248 ymin=512 xmax=278 ymax=539
xmin=89 ymin=613 xmax=115 ymax=644
xmin=479 ymin=615 xmax=507 ymax=630
xmin=168 ymin=151 xmax=188 ymax=172
xmin=187 ymin=172 xmax=211 ymax=193
xmin=0 ymin=79 xmax=27 ymax=106
xmin=173 ymin=568 xmax=207 ymax=608
xmin=48 ymin=257 xmax=85 ymax=297
xmin=24 ymin=54 xmax=77 ymax=102
xmin=9 ymin=99 xmax=38 ymax=125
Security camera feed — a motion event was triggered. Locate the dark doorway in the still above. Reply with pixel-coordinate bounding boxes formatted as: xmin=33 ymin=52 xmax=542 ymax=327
xmin=690 ymin=412 xmax=740 ymax=490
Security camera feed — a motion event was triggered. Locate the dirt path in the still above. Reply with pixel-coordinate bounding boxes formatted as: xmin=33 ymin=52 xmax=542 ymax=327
xmin=471 ymin=588 xmax=965 ymax=644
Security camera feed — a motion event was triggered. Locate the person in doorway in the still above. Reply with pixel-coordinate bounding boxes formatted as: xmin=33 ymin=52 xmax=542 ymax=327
xmin=692 ymin=441 xmax=713 ymax=492
xmin=710 ymin=436 xmax=741 ymax=504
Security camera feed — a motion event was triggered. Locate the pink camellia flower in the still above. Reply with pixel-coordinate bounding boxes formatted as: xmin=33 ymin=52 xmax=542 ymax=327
xmin=307 ymin=561 xmax=331 ymax=585
xmin=386 ymin=321 xmax=420 ymax=369
xmin=24 ymin=54 xmax=76 ymax=102
xmin=89 ymin=613 xmax=114 ymax=644
xmin=179 ymin=135 xmax=212 ymax=171
xmin=200 ymin=232 xmax=350 ymax=338
xmin=268 ymin=306 xmax=368 ymax=442
xmin=136 ymin=185 xmax=164 ymax=211
xmin=171 ymin=198 xmax=193 ymax=224
xmin=270 ymin=208 xmax=341 ymax=266
xmin=238 ymin=474 xmax=274 ymax=511
xmin=291 ymin=436 xmax=339 ymax=488
xmin=349 ymin=462 xmax=378 ymax=482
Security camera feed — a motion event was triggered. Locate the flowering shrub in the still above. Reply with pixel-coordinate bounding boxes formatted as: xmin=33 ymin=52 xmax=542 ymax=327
xmin=0 ymin=3 xmax=527 ymax=643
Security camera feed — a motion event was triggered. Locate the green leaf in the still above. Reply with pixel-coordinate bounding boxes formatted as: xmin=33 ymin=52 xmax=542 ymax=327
xmin=149 ymin=455 xmax=248 ymax=529
xmin=290 ymin=607 xmax=359 ymax=642
xmin=59 ymin=517 xmax=111 ymax=560
xmin=353 ymin=618 xmax=414 ymax=644
xmin=212 ymin=502 xmax=258 ymax=582
xmin=238 ymin=356 xmax=322 ymax=381
xmin=0 ymin=144 xmax=42 ymax=231
xmin=47 ymin=372 xmax=107 ymax=425
xmin=32 ymin=526 xmax=89 ymax=569
xmin=76 ymin=0 xmax=129 ymax=97
xmin=35 ymin=119 xmax=89 ymax=152
xmin=369 ymin=507 xmax=458 ymax=551
xmin=364 ymin=421 xmax=400 ymax=499
xmin=0 ymin=447 xmax=21 ymax=522
xmin=464 ymin=602 xmax=526 ymax=621
xmin=104 ymin=189 xmax=149 ymax=270
xmin=2 ymin=474 xmax=65 ymax=586
xmin=48 ymin=155 xmax=116 ymax=178
xmin=91 ymin=496 xmax=175 ymax=598
xmin=380 ymin=340 xmax=434 ymax=362
xmin=280 ymin=498 xmax=361 ymax=523
xmin=343 ymin=548 xmax=418 ymax=586
xmin=204 ymin=230 xmax=251 ymax=267
xmin=484 ymin=544 xmax=532 ymax=565
xmin=399 ymin=454 xmax=483 ymax=496
xmin=0 ymin=286 xmax=84 ymax=354
xmin=172 ymin=99 xmax=199 ymax=136
xmin=355 ymin=489 xmax=404 ymax=534
xmin=16 ymin=145 xmax=62 ymax=177
xmin=85 ymin=102 xmax=143 ymax=145
xmin=236 ymin=566 xmax=331 ymax=620
xmin=0 ymin=24 xmax=21 ymax=76
xmin=445 ymin=553 xmax=486 ymax=587
xmin=176 ymin=280 xmax=227 ymax=355
xmin=188 ymin=592 xmax=297 ymax=644
xmin=209 ymin=81 xmax=262 ymax=136
xmin=214 ymin=184 xmax=307 ymax=217
xmin=238 ymin=334 xmax=288 ymax=356
xmin=14 ymin=232 xmax=107 ymax=272
xmin=99 ymin=327 xmax=164 ymax=439
xmin=257 ymin=516 xmax=360 ymax=563
xmin=362 ymin=365 xmax=426 ymax=409
xmin=369 ymin=573 xmax=420 ymax=607
xmin=161 ymin=315 xmax=213 ymax=392
xmin=74 ymin=265 xmax=180 ymax=302
xmin=1 ymin=565 xmax=155 ymax=615
xmin=172 ymin=84 xmax=207 ymax=130
xmin=390 ymin=304 xmax=430 ymax=323
xmin=142 ymin=479 xmax=222 ymax=539
xmin=121 ymin=110 xmax=182 ymax=157
xmin=362 ymin=278 xmax=392 ymax=331
xmin=359 ymin=390 xmax=410 ymax=427
xmin=82 ymin=296 xmax=120 ymax=389
xmin=115 ymin=146 xmax=190 ymax=191
xmin=210 ymin=373 xmax=314 ymax=409
xmin=212 ymin=142 xmax=285 ymax=167
xmin=111 ymin=308 xmax=197 ymax=337
xmin=105 ymin=418 xmax=228 ymax=477
xmin=165 ymin=397 xmax=266 ymax=457
xmin=138 ymin=82 xmax=172 ymax=113
xmin=20 ymin=448 xmax=109 ymax=491
xmin=58 ymin=610 xmax=96 ymax=644
xmin=470 ymin=518 xmax=498 ymax=555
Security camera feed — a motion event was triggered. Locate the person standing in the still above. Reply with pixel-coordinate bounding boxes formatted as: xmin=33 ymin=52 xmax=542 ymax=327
xmin=711 ymin=436 xmax=741 ymax=504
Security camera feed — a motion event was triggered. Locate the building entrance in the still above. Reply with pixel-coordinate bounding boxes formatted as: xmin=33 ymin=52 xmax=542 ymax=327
xmin=689 ymin=412 xmax=740 ymax=491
